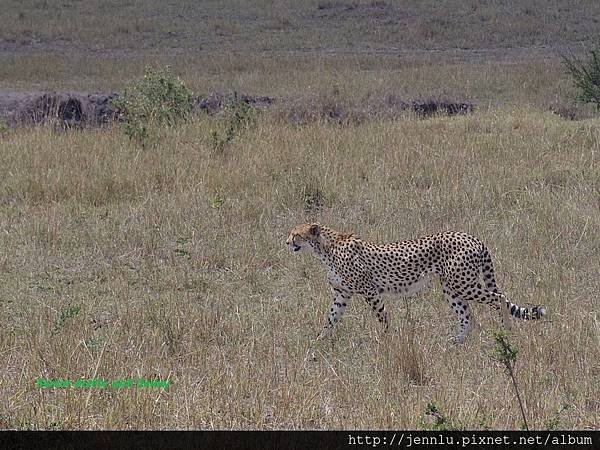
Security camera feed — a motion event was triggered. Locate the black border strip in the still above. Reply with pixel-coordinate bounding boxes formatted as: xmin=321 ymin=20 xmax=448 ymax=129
xmin=0 ymin=430 xmax=597 ymax=450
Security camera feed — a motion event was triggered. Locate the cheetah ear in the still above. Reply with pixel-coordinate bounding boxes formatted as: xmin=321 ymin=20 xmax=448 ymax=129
xmin=309 ymin=223 xmax=320 ymax=236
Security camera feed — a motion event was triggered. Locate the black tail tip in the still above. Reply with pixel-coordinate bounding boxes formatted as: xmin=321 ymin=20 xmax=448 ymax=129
xmin=534 ymin=306 xmax=547 ymax=319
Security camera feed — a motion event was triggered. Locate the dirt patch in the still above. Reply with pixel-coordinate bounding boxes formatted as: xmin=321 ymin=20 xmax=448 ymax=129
xmin=411 ymin=99 xmax=475 ymax=118
xmin=0 ymin=91 xmax=119 ymax=128
xmin=0 ymin=91 xmax=276 ymax=128
xmin=0 ymin=90 xmax=474 ymax=129
xmin=277 ymin=94 xmax=476 ymax=126
xmin=371 ymin=95 xmax=475 ymax=119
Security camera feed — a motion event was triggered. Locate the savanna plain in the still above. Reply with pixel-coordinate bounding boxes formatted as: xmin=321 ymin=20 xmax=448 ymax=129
xmin=0 ymin=0 xmax=598 ymax=430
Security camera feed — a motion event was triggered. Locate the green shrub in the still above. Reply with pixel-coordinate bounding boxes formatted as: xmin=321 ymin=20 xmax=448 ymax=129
xmin=112 ymin=66 xmax=193 ymax=146
xmin=562 ymin=48 xmax=600 ymax=111
xmin=210 ymin=93 xmax=256 ymax=153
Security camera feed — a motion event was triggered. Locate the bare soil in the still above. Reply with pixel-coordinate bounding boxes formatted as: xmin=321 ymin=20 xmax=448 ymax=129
xmin=0 ymin=90 xmax=477 ymax=128
xmin=0 ymin=91 xmax=118 ymax=128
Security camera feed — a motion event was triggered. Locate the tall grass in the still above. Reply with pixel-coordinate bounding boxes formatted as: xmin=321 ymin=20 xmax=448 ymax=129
xmin=0 ymin=108 xmax=598 ymax=429
xmin=0 ymin=52 xmax=576 ymax=111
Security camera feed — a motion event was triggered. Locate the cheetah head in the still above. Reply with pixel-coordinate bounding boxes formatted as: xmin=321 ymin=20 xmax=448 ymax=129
xmin=286 ymin=223 xmax=321 ymax=253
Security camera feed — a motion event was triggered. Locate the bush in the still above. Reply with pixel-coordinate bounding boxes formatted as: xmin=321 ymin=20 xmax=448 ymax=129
xmin=209 ymin=93 xmax=256 ymax=153
xmin=562 ymin=48 xmax=600 ymax=111
xmin=112 ymin=66 xmax=193 ymax=146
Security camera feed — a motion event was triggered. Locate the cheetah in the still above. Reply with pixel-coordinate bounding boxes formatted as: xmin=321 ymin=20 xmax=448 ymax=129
xmin=286 ymin=223 xmax=546 ymax=343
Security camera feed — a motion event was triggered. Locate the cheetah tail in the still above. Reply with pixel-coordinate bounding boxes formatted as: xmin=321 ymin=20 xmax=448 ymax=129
xmin=506 ymin=301 xmax=547 ymax=320
xmin=480 ymin=245 xmax=547 ymax=321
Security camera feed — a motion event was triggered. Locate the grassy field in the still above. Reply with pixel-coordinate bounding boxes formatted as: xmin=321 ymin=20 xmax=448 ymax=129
xmin=0 ymin=0 xmax=599 ymax=431
xmin=1 ymin=110 xmax=598 ymax=429
xmin=3 ymin=0 xmax=599 ymax=52
xmin=0 ymin=0 xmax=598 ymax=102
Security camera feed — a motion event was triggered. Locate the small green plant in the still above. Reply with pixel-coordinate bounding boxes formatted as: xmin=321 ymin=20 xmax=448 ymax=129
xmin=209 ymin=93 xmax=256 ymax=153
xmin=491 ymin=330 xmax=529 ymax=431
xmin=562 ymin=48 xmax=600 ymax=111
xmin=84 ymin=337 xmax=105 ymax=357
xmin=0 ymin=119 xmax=8 ymax=136
xmin=112 ymin=66 xmax=193 ymax=146
xmin=298 ymin=178 xmax=327 ymax=213
xmin=52 ymin=306 xmax=81 ymax=335
xmin=174 ymin=235 xmax=191 ymax=258
xmin=173 ymin=248 xmax=190 ymax=257
xmin=544 ymin=405 xmax=568 ymax=430
xmin=544 ymin=415 xmax=560 ymax=431
xmin=477 ymin=416 xmax=492 ymax=430
xmin=302 ymin=186 xmax=325 ymax=212
xmin=421 ymin=402 xmax=462 ymax=431
xmin=18 ymin=417 xmax=37 ymax=430
xmin=210 ymin=195 xmax=225 ymax=209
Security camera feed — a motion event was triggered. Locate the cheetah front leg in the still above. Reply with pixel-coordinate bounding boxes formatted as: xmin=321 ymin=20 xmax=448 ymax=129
xmin=316 ymin=288 xmax=352 ymax=340
xmin=364 ymin=293 xmax=389 ymax=333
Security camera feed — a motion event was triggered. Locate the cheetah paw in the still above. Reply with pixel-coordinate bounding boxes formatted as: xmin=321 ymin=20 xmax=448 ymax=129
xmin=449 ymin=335 xmax=466 ymax=345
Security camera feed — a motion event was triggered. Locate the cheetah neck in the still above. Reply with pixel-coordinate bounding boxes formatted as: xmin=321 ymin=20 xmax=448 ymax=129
xmin=309 ymin=226 xmax=353 ymax=267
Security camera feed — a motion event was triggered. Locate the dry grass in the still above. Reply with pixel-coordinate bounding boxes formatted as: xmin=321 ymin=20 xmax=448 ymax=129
xmin=0 ymin=0 xmax=599 ymax=431
xmin=2 ymin=0 xmax=599 ymax=52
xmin=0 ymin=52 xmax=579 ymax=114
xmin=0 ymin=0 xmax=597 ymax=111
xmin=0 ymin=108 xmax=598 ymax=429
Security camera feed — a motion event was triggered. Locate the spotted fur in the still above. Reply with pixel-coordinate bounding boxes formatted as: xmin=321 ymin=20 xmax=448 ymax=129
xmin=286 ymin=223 xmax=546 ymax=343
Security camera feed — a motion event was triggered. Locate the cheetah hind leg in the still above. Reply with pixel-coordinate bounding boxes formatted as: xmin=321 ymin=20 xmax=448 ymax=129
xmin=463 ymin=282 xmax=512 ymax=331
xmin=450 ymin=303 xmax=473 ymax=345
xmin=477 ymin=290 xmax=512 ymax=331
xmin=442 ymin=283 xmax=473 ymax=344
xmin=364 ymin=294 xmax=389 ymax=334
